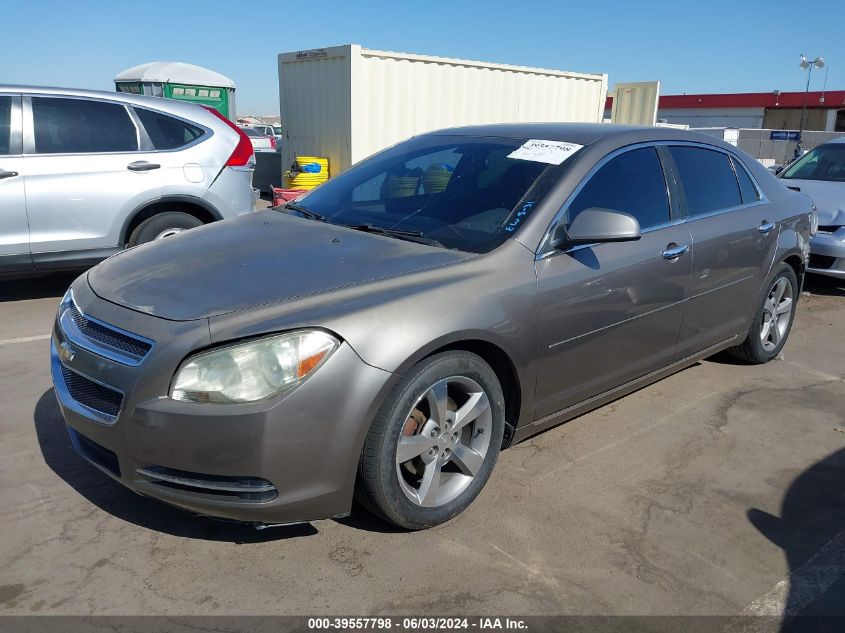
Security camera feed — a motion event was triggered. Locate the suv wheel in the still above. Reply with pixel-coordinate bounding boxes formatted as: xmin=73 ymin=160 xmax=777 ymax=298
xmin=356 ymin=351 xmax=505 ymax=529
xmin=128 ymin=212 xmax=203 ymax=247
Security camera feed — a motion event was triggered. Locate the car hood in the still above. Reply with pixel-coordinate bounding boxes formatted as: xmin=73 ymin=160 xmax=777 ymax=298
xmin=88 ymin=211 xmax=472 ymax=321
xmin=782 ymin=179 xmax=845 ymax=225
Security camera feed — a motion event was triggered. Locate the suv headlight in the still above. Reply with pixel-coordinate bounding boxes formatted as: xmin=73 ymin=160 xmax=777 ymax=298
xmin=171 ymin=330 xmax=339 ymax=404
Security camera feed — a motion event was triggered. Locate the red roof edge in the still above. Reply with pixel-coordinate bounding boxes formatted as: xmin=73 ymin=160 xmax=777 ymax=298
xmin=605 ymin=90 xmax=845 ymax=110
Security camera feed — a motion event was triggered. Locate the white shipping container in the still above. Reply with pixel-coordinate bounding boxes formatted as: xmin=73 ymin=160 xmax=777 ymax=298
xmin=277 ymin=45 xmax=608 ymax=175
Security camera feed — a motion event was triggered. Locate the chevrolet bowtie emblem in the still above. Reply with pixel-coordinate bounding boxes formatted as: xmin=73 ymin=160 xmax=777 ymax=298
xmin=59 ymin=341 xmax=76 ymax=363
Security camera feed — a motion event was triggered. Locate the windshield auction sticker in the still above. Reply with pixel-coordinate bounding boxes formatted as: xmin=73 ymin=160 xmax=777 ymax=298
xmin=507 ymin=139 xmax=583 ymax=165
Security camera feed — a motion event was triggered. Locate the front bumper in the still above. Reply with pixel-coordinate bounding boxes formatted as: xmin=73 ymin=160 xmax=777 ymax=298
xmin=808 ymin=227 xmax=845 ymax=279
xmin=50 ymin=279 xmax=393 ymax=525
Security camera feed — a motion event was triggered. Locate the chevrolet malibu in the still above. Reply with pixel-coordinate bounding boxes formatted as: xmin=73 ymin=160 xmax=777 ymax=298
xmin=51 ymin=124 xmax=813 ymax=530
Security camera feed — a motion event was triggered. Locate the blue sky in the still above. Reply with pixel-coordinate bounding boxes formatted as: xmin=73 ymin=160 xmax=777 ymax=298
xmin=5 ymin=0 xmax=844 ymax=116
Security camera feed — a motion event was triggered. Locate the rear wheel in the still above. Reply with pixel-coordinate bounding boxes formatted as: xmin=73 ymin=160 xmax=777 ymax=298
xmin=728 ymin=262 xmax=798 ymax=364
xmin=127 ymin=211 xmax=203 ymax=246
xmin=356 ymin=351 xmax=505 ymax=529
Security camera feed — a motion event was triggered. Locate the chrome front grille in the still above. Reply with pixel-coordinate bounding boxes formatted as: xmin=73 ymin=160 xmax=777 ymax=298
xmin=67 ymin=302 xmax=152 ymax=359
xmin=59 ymin=363 xmax=123 ymax=422
xmin=59 ymin=290 xmax=154 ymax=366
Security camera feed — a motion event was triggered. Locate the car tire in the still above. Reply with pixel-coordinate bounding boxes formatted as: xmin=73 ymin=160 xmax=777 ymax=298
xmin=728 ymin=262 xmax=799 ymax=364
xmin=356 ymin=351 xmax=505 ymax=530
xmin=128 ymin=212 xmax=203 ymax=247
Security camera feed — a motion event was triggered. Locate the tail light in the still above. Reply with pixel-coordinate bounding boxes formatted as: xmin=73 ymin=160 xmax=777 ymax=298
xmin=201 ymin=106 xmax=254 ymax=168
xmin=269 ymin=135 xmax=276 ymax=149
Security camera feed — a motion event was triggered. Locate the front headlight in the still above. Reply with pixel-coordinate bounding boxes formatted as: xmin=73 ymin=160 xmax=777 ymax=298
xmin=171 ymin=330 xmax=339 ymax=404
xmin=810 ymin=206 xmax=819 ymax=236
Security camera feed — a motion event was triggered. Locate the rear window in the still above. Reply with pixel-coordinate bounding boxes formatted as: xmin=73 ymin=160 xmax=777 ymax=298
xmin=669 ymin=146 xmax=742 ymax=216
xmin=242 ymin=128 xmax=263 ymax=137
xmin=135 ymin=108 xmax=204 ymax=150
xmin=732 ymin=157 xmax=761 ymax=204
xmin=32 ymin=97 xmax=138 ymax=154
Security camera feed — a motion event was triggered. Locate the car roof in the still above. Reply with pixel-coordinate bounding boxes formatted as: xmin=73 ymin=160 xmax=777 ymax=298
xmin=0 ymin=84 xmax=219 ymax=122
xmin=2 ymin=84 xmax=159 ymax=103
xmin=429 ymin=122 xmax=735 ymax=148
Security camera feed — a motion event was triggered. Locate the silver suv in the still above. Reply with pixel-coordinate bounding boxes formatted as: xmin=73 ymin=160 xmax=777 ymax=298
xmin=0 ymin=86 xmax=257 ymax=274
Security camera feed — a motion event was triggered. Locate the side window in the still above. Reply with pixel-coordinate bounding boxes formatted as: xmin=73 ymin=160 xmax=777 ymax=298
xmin=566 ymin=147 xmax=670 ymax=230
xmin=135 ymin=108 xmax=204 ymax=150
xmin=668 ymin=146 xmax=742 ymax=216
xmin=732 ymin=157 xmax=761 ymax=204
xmin=32 ymin=97 xmax=138 ymax=154
xmin=0 ymin=97 xmax=11 ymax=155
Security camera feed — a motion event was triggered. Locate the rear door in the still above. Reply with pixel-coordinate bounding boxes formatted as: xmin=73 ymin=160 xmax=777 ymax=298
xmin=22 ymin=95 xmax=177 ymax=266
xmin=0 ymin=94 xmax=31 ymax=272
xmin=534 ymin=145 xmax=693 ymax=419
xmin=666 ymin=145 xmax=779 ymax=356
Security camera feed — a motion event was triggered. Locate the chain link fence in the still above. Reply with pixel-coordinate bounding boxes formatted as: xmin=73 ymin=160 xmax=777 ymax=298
xmin=691 ymin=128 xmax=845 ymax=166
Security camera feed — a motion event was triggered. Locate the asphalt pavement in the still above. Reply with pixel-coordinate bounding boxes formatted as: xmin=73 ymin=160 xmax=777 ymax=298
xmin=0 ymin=271 xmax=843 ymax=618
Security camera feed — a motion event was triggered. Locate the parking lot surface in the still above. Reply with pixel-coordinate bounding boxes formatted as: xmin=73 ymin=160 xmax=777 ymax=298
xmin=0 ymin=272 xmax=843 ymax=617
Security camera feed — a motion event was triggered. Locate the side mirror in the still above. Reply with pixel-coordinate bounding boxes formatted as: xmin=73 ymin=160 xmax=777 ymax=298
xmin=774 ymin=166 xmax=784 ymax=175
xmin=549 ymin=208 xmax=642 ymax=249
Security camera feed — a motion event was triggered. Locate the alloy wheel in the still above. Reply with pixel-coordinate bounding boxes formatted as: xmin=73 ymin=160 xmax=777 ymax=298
xmin=154 ymin=228 xmax=185 ymax=240
xmin=395 ymin=376 xmax=493 ymax=508
xmin=760 ymin=276 xmax=794 ymax=352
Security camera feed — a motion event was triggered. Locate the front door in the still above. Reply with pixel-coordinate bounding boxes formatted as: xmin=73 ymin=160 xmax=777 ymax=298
xmin=0 ymin=94 xmax=31 ymax=272
xmin=534 ymin=146 xmax=692 ymax=420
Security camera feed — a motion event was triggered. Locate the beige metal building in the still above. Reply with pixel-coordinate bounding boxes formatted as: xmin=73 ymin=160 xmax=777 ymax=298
xmin=277 ymin=45 xmax=608 ymax=175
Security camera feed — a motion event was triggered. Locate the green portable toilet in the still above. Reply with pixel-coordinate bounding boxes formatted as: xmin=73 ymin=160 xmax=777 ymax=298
xmin=114 ymin=61 xmax=236 ymax=120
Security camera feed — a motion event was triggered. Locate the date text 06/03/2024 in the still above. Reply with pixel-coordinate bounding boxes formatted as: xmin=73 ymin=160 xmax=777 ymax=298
xmin=306 ymin=616 xmax=528 ymax=630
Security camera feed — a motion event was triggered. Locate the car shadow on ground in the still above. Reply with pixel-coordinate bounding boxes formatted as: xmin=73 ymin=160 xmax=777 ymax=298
xmin=748 ymin=447 xmax=845 ymax=630
xmin=0 ymin=271 xmax=79 ymax=302
xmin=802 ymin=274 xmax=845 ymax=297
xmin=33 ymin=389 xmax=319 ymax=543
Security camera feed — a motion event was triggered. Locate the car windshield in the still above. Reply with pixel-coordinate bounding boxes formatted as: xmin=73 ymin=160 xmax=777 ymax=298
xmin=290 ymin=135 xmax=563 ymax=253
xmin=781 ymin=144 xmax=845 ymax=182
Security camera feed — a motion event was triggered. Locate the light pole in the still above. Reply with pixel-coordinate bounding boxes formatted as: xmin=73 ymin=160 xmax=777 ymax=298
xmin=798 ymin=54 xmax=825 ymax=138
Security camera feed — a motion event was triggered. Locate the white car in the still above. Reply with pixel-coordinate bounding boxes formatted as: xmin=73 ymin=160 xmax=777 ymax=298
xmin=239 ymin=127 xmax=275 ymax=152
xmin=778 ymin=137 xmax=845 ymax=279
xmin=0 ymin=85 xmax=258 ymax=275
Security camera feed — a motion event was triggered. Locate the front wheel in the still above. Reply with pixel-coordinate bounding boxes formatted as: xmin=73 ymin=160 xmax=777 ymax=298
xmin=356 ymin=351 xmax=505 ymax=529
xmin=127 ymin=211 xmax=203 ymax=247
xmin=728 ymin=262 xmax=798 ymax=364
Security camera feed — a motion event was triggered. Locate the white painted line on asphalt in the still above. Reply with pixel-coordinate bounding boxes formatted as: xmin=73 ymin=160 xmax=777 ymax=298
xmin=781 ymin=360 xmax=842 ymax=382
xmin=742 ymin=528 xmax=845 ymax=616
xmin=0 ymin=334 xmax=51 ymax=346
xmin=488 ymin=542 xmax=560 ymax=588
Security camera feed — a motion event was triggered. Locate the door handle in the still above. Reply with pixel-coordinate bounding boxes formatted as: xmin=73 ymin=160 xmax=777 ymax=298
xmin=127 ymin=161 xmax=161 ymax=172
xmin=0 ymin=169 xmax=19 ymax=179
xmin=662 ymin=243 xmax=690 ymax=261
xmin=758 ymin=221 xmax=776 ymax=234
